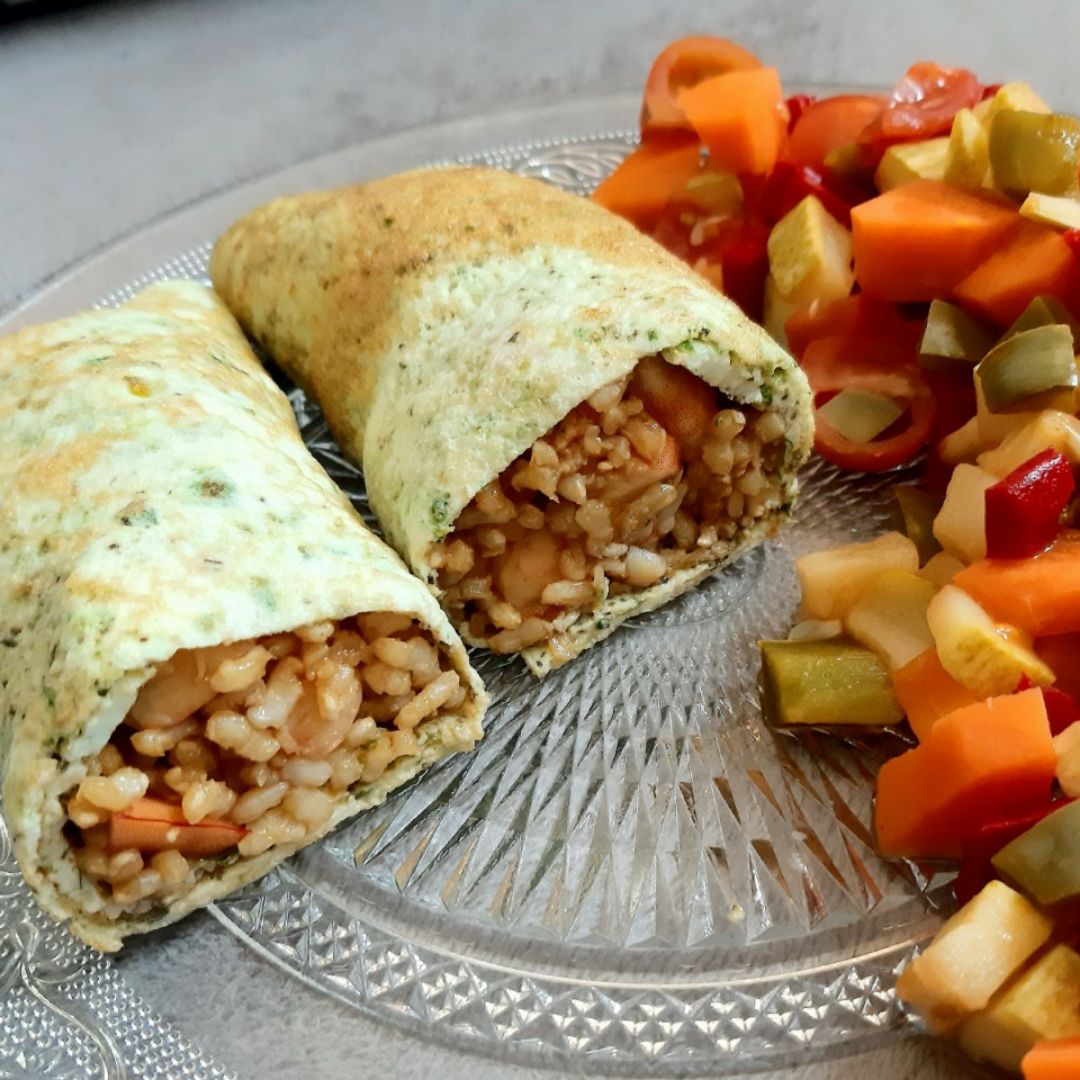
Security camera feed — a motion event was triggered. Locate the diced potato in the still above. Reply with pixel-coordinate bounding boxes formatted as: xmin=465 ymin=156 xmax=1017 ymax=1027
xmin=875 ymin=137 xmax=948 ymax=191
xmin=927 ymin=584 xmax=1056 ymax=697
xmin=762 ymin=273 xmax=801 ymax=350
xmin=796 ymin=531 xmax=920 ymax=621
xmin=977 ymin=410 xmax=1080 ymax=477
xmin=920 ymin=551 xmax=966 ymax=588
xmin=1053 ymin=721 xmax=1080 ymax=797
xmin=1020 ymin=192 xmax=1080 ymax=231
xmin=896 ymin=880 xmax=1053 ymax=1034
xmin=976 ymin=81 xmax=1052 ymax=131
xmin=766 ymin=195 xmax=854 ymax=309
xmin=945 ymin=108 xmax=991 ymax=190
xmin=938 ymin=417 xmax=984 ymax=466
xmin=959 ymin=946 xmax=1080 ymax=1072
xmin=844 ymin=569 xmax=937 ymax=671
xmin=932 ymin=463 xmax=997 ymax=564
xmin=787 ymin=618 xmax=844 ymax=642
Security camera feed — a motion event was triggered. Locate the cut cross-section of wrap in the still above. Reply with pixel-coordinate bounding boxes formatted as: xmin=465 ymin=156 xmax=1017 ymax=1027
xmin=211 ymin=166 xmax=814 ymax=675
xmin=0 ymin=282 xmax=486 ymax=951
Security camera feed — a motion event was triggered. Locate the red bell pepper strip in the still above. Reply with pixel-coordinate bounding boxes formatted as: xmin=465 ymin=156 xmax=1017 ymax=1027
xmin=984 ymin=450 xmax=1075 ymax=559
xmin=800 ymin=333 xmax=937 ymax=472
xmin=784 ymin=93 xmax=816 ymax=132
xmin=954 ymin=799 xmax=1075 ymax=906
xmin=1015 ymin=673 xmax=1080 ymax=737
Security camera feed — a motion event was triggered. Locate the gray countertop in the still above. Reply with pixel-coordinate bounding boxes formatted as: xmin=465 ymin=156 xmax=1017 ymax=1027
xmin=3 ymin=1 xmax=1076 ymax=1076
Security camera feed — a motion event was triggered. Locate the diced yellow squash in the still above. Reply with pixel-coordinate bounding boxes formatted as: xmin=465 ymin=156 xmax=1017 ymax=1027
xmin=844 ymin=570 xmax=937 ymax=671
xmin=796 ymin=532 xmax=919 ymax=622
xmin=896 ymin=880 xmax=1053 ymax=1034
xmin=927 ymin=584 xmax=1056 ymax=697
xmin=766 ymin=195 xmax=854 ymax=308
xmin=1020 ymin=191 xmax=1080 ymax=231
xmin=959 ymin=946 xmax=1080 ymax=1072
xmin=920 ymin=551 xmax=966 ymax=588
xmin=1053 ymin=721 xmax=1080 ymax=797
xmin=938 ymin=416 xmax=984 ymax=466
xmin=945 ymin=108 xmax=991 ymax=190
xmin=977 ymin=81 xmax=1053 ymax=131
xmin=875 ymin=137 xmax=948 ymax=191
xmin=932 ymin=463 xmax=997 ymax=564
xmin=976 ymin=410 xmax=1080 ymax=477
xmin=762 ymin=273 xmax=800 ymax=349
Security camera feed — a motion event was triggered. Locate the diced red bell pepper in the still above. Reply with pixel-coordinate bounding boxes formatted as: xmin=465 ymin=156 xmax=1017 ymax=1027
xmin=984 ymin=450 xmax=1075 ymax=559
xmin=784 ymin=293 xmax=923 ymax=361
xmin=1016 ymin=673 xmax=1080 ymax=737
xmin=754 ymin=161 xmax=854 ymax=226
xmin=954 ymin=799 xmax=1075 ymax=905
xmin=784 ymin=93 xmax=816 ymax=131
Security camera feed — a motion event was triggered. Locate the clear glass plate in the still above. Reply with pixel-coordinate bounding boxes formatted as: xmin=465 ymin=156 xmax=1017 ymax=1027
xmin=1 ymin=92 xmax=953 ymax=1078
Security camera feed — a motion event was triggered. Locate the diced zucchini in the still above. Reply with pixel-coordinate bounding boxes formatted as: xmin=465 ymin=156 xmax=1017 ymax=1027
xmin=932 ymin=463 xmax=997 ymax=564
xmin=893 ymin=485 xmax=943 ymax=564
xmin=817 ymin=389 xmax=903 ymax=444
xmin=1054 ymin=721 xmax=1080 ymax=798
xmin=762 ymin=273 xmax=800 ymax=349
xmin=974 ymin=374 xmax=1044 ymax=447
xmin=919 ymin=551 xmax=966 ymax=588
xmin=919 ymin=299 xmax=994 ymax=370
xmin=766 ymin=194 xmax=854 ymax=308
xmin=1020 ymin=191 xmax=1080 ymax=231
xmin=896 ymin=880 xmax=1053 ymax=1034
xmin=944 ymin=108 xmax=991 ymax=190
xmin=989 ymin=110 xmax=1080 ymax=198
xmin=759 ymin=638 xmax=903 ymax=728
xmin=1002 ymin=295 xmax=1080 ymax=345
xmin=875 ymin=137 xmax=949 ymax=191
xmin=976 ymin=410 xmax=1080 ymax=477
xmin=927 ymin=584 xmax=1055 ymax=697
xmin=796 ymin=531 xmax=920 ymax=621
xmin=992 ymin=798 xmax=1080 ymax=905
xmin=844 ymin=569 xmax=937 ymax=671
xmin=976 ymin=81 xmax=1052 ymax=131
xmin=958 ymin=946 xmax=1080 ymax=1072
xmin=975 ymin=325 xmax=1078 ymax=414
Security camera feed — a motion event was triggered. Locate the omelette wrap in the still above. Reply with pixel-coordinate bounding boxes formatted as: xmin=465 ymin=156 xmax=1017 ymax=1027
xmin=211 ymin=167 xmax=814 ymax=675
xmin=0 ymin=281 xmax=486 ymax=951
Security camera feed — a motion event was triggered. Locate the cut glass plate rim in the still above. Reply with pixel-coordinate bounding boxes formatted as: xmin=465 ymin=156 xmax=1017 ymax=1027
xmin=0 ymin=88 xmax=949 ymax=1077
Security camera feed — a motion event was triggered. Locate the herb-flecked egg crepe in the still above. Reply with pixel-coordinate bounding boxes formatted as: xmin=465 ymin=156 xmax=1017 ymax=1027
xmin=211 ymin=167 xmax=814 ymax=675
xmin=0 ymin=281 xmax=486 ymax=951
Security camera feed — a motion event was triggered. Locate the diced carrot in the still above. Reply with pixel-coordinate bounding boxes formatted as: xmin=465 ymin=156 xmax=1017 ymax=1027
xmin=851 ymin=181 xmax=1021 ymax=302
xmin=954 ymin=532 xmax=1080 ymax=637
xmin=109 ymin=797 xmax=246 ymax=858
xmin=1022 ymin=1038 xmax=1080 ymax=1080
xmin=629 ymin=355 xmax=718 ymax=445
xmin=892 ymin=647 xmax=979 ymax=742
xmin=677 ymin=68 xmax=786 ymax=176
xmin=874 ymin=689 xmax=1056 ymax=858
xmin=591 ymin=140 xmax=703 ymax=230
xmin=1036 ymin=634 xmax=1080 ymax=704
xmin=953 ymin=221 xmax=1080 ymax=327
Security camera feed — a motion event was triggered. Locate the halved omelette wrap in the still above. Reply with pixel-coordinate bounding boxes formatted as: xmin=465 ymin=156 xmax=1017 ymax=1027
xmin=211 ymin=166 xmax=814 ymax=675
xmin=0 ymin=281 xmax=486 ymax=952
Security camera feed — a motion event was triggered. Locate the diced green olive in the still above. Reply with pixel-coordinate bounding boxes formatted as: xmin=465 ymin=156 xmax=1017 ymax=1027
xmin=759 ymin=638 xmax=904 ymax=728
xmin=975 ymin=324 xmax=1078 ymax=413
xmin=919 ymin=299 xmax=994 ymax=370
xmin=991 ymin=799 xmax=1080 ymax=905
xmin=989 ymin=110 xmax=1080 ymax=197
xmin=817 ymin=389 xmax=904 ymax=444
xmin=1002 ymin=295 xmax=1080 ymax=349
xmin=893 ymin=485 xmax=943 ymax=564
